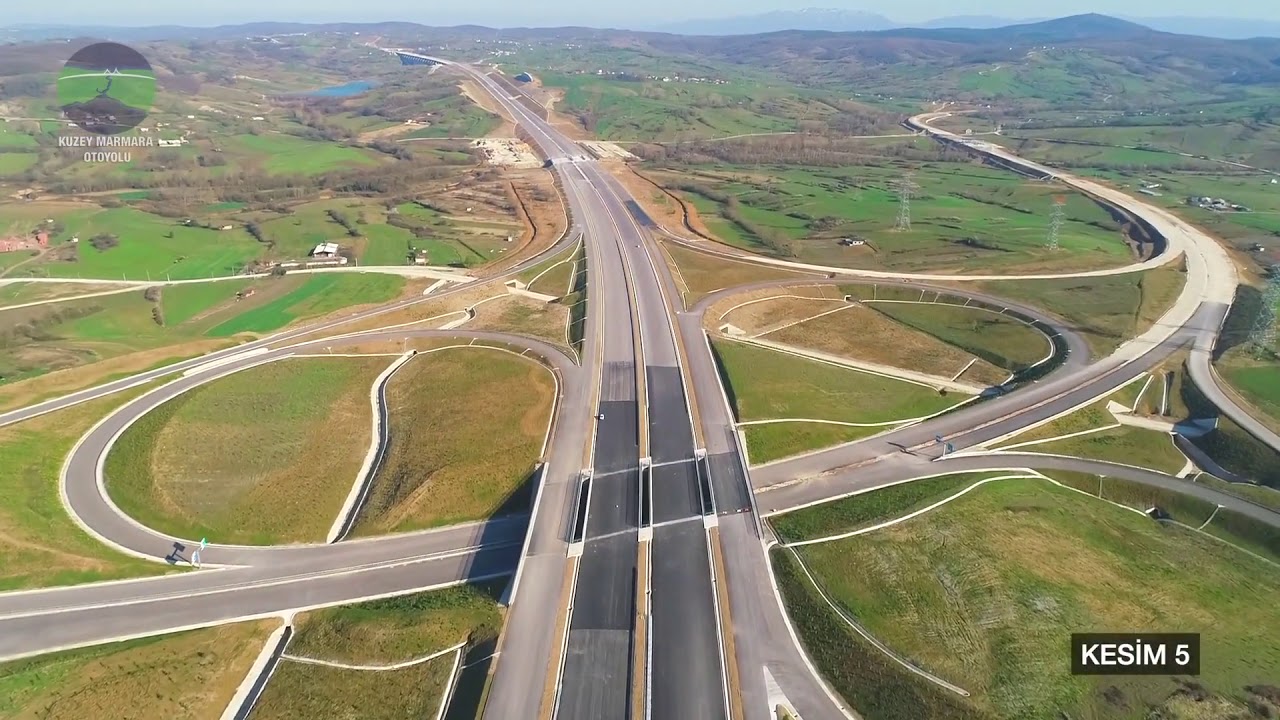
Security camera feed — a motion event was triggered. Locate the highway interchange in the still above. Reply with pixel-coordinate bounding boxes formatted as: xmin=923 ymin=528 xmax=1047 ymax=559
xmin=1 ymin=53 xmax=1278 ymax=720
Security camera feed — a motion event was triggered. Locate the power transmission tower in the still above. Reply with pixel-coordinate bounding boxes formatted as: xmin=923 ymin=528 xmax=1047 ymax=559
xmin=1047 ymin=195 xmax=1066 ymax=251
xmin=1249 ymin=267 xmax=1280 ymax=357
xmin=894 ymin=172 xmax=917 ymax=232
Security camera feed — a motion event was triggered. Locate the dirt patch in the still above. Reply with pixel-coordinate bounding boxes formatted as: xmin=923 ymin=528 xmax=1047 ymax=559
xmin=472 ymin=138 xmax=541 ymax=168
xmin=713 ymin=289 xmax=843 ymax=334
xmin=477 ymin=170 xmax=567 ymax=278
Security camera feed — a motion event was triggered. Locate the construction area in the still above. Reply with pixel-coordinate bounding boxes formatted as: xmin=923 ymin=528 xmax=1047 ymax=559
xmin=472 ymin=138 xmax=542 ymax=168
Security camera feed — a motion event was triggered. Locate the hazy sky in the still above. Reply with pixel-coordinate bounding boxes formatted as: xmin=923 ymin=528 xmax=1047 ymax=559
xmin=11 ymin=0 xmax=1280 ymax=28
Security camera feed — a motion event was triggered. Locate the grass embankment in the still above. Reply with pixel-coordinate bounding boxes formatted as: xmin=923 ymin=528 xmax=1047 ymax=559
xmin=651 ymin=163 xmax=1132 ymax=275
xmin=351 ymin=348 xmax=555 ymax=536
xmin=0 ymin=387 xmax=175 ymax=591
xmin=1049 ymin=470 xmax=1280 ymax=567
xmin=756 ymin=289 xmax=1048 ymax=387
xmin=867 ymin=299 xmax=1051 ymax=370
xmin=991 ymin=381 xmax=1190 ymax=474
xmin=0 ymin=620 xmax=276 ymax=720
xmin=0 ymin=273 xmax=403 ymax=397
xmin=979 ymin=262 xmax=1187 ymax=356
xmin=1197 ymin=474 xmax=1280 ymax=513
xmin=516 ymin=240 xmax=580 ymax=298
xmin=770 ymin=472 xmax=1022 ymax=544
xmin=1214 ymin=281 xmax=1280 ymax=433
xmin=468 ymin=296 xmax=573 ymax=356
xmin=657 ymin=239 xmax=817 ymax=308
xmin=105 ymin=357 xmax=391 ymax=545
xmin=711 ymin=338 xmax=959 ymax=464
xmin=252 ymin=582 xmax=504 ymax=720
xmin=778 ymin=476 xmax=1280 ymax=720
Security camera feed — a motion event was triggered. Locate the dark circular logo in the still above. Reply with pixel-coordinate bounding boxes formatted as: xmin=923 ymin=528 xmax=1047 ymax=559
xmin=57 ymin=42 xmax=156 ymax=135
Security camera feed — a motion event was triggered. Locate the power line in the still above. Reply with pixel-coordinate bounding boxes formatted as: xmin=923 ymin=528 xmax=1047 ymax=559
xmin=1047 ymin=195 xmax=1066 ymax=251
xmin=1249 ymin=267 xmax=1280 ymax=358
xmin=894 ymin=172 xmax=917 ymax=232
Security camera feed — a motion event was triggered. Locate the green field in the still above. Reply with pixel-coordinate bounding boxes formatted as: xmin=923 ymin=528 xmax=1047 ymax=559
xmin=252 ymin=655 xmax=455 ymax=720
xmin=712 ymin=338 xmax=960 ymax=463
xmin=0 ymin=273 xmax=403 ymax=387
xmin=206 ymin=273 xmax=401 ymax=336
xmin=652 ymin=164 xmax=1134 ymax=274
xmin=352 ymin=348 xmax=555 ymax=536
xmin=0 ymin=620 xmax=274 ymax=720
xmin=105 ymin=357 xmax=391 ymax=544
xmin=406 ymin=96 xmax=501 ymax=138
xmin=778 ymin=476 xmax=1280 ymax=720
xmin=0 ymin=153 xmax=38 ymax=174
xmin=0 ymin=386 xmax=174 ymax=591
xmin=8 ymin=205 xmax=263 ymax=281
xmin=252 ymin=582 xmax=504 ymax=720
xmin=225 ymin=133 xmax=379 ymax=174
xmin=979 ymin=262 xmax=1187 ymax=356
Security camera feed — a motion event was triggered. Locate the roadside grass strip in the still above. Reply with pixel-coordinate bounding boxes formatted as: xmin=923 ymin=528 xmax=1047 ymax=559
xmin=0 ymin=620 xmax=276 ymax=719
xmin=0 ymin=384 xmax=174 ymax=591
xmin=249 ymin=582 xmax=504 ymax=720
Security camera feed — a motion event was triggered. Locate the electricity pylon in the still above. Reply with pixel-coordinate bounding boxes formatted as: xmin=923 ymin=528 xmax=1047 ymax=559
xmin=894 ymin=172 xmax=917 ymax=232
xmin=1047 ymin=195 xmax=1066 ymax=251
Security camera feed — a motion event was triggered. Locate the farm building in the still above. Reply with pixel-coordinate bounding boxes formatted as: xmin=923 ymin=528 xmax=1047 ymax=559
xmin=311 ymin=242 xmax=340 ymax=258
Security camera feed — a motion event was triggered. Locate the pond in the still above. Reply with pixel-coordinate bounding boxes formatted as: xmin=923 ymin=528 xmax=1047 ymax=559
xmin=305 ymin=80 xmax=376 ymax=97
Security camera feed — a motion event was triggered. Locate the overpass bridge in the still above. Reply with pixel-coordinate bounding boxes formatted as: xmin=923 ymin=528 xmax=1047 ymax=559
xmin=378 ymin=48 xmax=449 ymax=66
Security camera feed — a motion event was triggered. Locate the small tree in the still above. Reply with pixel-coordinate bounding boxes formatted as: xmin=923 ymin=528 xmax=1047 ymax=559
xmin=89 ymin=233 xmax=118 ymax=251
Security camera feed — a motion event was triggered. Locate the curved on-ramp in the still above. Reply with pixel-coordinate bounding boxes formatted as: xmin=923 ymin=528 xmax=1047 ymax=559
xmin=60 ymin=328 xmax=581 ymax=569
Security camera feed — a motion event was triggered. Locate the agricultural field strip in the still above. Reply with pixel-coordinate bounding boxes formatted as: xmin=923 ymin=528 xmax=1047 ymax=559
xmin=0 ymin=284 xmax=143 ymax=312
xmin=281 ymin=640 xmax=465 ymax=671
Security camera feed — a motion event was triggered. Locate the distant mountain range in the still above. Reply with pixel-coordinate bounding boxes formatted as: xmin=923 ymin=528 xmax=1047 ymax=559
xmin=653 ymin=8 xmax=1280 ymax=39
